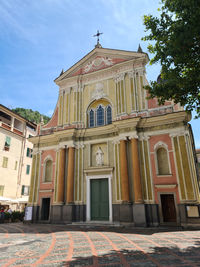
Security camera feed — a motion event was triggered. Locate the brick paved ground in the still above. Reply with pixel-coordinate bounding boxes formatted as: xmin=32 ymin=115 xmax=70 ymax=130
xmin=0 ymin=223 xmax=200 ymax=266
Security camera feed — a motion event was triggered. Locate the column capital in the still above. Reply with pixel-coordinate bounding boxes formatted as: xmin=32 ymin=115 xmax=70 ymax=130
xmin=128 ymin=134 xmax=139 ymax=140
xmin=113 ymin=73 xmax=125 ymax=83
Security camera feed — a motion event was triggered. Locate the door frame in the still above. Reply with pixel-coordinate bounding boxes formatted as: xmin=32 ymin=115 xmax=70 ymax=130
xmin=86 ymin=175 xmax=112 ymax=222
xmin=40 ymin=197 xmax=51 ymax=221
xmin=158 ymin=192 xmax=179 ymax=224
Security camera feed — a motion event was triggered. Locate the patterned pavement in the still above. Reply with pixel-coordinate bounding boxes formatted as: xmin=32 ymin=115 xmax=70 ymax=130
xmin=0 ymin=223 xmax=200 ymax=267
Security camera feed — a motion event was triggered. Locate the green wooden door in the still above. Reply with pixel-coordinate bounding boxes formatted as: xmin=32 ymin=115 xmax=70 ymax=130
xmin=90 ymin=178 xmax=109 ymax=221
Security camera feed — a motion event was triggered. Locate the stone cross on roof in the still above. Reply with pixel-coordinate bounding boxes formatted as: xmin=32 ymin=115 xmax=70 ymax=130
xmin=93 ymin=30 xmax=103 ymax=48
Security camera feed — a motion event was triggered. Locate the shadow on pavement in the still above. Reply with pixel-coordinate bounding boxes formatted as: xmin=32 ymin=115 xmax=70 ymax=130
xmin=61 ymin=241 xmax=200 ymax=266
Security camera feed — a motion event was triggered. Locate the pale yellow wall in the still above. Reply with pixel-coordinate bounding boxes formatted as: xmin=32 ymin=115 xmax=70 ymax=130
xmin=0 ymin=129 xmax=22 ymax=198
xmin=0 ymin=125 xmax=36 ymax=200
xmin=57 ymin=71 xmax=149 ymax=128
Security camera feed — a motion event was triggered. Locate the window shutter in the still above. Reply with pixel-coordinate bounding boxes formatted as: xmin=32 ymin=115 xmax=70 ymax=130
xmin=21 ymin=185 xmax=25 ymax=195
xmin=26 ymin=148 xmax=29 ymax=157
xmin=26 ymin=165 xmax=30 ymax=174
xmin=6 ymin=136 xmax=11 ymax=146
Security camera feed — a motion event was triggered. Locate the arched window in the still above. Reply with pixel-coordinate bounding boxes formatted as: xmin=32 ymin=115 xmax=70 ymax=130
xmin=44 ymin=160 xmax=53 ymax=182
xmin=97 ymin=105 xmax=104 ymax=126
xmin=106 ymin=105 xmax=112 ymax=124
xmin=157 ymin=147 xmax=170 ymax=175
xmin=88 ymin=99 xmax=112 ymax=128
xmin=89 ymin=109 xmax=94 ymax=127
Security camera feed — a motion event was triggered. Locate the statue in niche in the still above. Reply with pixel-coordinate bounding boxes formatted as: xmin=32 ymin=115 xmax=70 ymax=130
xmin=96 ymin=147 xmax=104 ymax=166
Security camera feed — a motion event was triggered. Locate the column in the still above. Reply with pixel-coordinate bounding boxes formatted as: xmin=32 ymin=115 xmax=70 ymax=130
xmin=120 ymin=140 xmax=130 ymax=202
xmin=131 ymin=138 xmax=143 ymax=203
xmin=57 ymin=148 xmax=66 ymax=203
xmin=66 ymin=146 xmax=75 ymax=204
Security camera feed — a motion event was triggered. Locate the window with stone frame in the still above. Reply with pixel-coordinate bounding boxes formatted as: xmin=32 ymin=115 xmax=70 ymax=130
xmin=2 ymin=157 xmax=8 ymax=168
xmin=156 ymin=147 xmax=170 ymax=175
xmin=88 ymin=99 xmax=112 ymax=128
xmin=44 ymin=159 xmax=53 ymax=182
xmin=4 ymin=136 xmax=11 ymax=151
xmin=21 ymin=185 xmax=30 ymax=195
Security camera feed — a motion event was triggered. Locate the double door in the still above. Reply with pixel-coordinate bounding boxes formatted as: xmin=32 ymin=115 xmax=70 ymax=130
xmin=90 ymin=178 xmax=109 ymax=221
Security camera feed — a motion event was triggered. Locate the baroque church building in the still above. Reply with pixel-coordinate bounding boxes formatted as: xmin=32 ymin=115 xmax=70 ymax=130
xmin=28 ymin=44 xmax=200 ymax=226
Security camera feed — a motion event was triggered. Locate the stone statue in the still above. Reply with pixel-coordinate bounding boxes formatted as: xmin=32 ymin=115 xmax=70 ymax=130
xmin=96 ymin=147 xmax=104 ymax=166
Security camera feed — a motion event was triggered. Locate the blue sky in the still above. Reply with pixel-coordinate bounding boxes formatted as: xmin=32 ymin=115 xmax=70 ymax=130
xmin=0 ymin=0 xmax=199 ymax=147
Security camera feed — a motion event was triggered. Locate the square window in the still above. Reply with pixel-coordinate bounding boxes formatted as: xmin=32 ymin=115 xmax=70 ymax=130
xmin=2 ymin=157 xmax=8 ymax=168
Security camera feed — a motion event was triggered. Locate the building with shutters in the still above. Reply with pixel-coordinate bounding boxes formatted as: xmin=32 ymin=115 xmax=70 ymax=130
xmin=0 ymin=104 xmax=37 ymax=210
xmin=28 ymin=44 xmax=200 ymax=226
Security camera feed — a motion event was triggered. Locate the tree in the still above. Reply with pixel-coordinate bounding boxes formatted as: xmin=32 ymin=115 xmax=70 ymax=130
xmin=12 ymin=108 xmax=50 ymax=124
xmin=142 ymin=0 xmax=200 ymax=117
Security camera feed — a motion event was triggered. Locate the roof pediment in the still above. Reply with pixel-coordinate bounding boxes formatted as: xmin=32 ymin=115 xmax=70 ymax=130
xmin=55 ymin=47 xmax=148 ymax=84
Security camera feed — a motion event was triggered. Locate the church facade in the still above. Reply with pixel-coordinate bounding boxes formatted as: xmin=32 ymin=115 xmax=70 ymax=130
xmin=28 ymin=45 xmax=200 ymax=226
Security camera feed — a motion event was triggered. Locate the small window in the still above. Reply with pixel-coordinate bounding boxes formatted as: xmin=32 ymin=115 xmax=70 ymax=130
xmin=97 ymin=105 xmax=104 ymax=126
xmin=21 ymin=185 xmax=30 ymax=195
xmin=26 ymin=148 xmax=33 ymax=158
xmin=26 ymin=165 xmax=30 ymax=174
xmin=107 ymin=106 xmax=112 ymax=124
xmin=0 ymin=185 xmax=4 ymax=196
xmin=14 ymin=161 xmax=18 ymax=170
xmin=157 ymin=147 xmax=170 ymax=175
xmin=44 ymin=160 xmax=53 ymax=182
xmin=4 ymin=136 xmax=11 ymax=151
xmin=2 ymin=157 xmax=8 ymax=168
xmin=89 ymin=109 xmax=95 ymax=127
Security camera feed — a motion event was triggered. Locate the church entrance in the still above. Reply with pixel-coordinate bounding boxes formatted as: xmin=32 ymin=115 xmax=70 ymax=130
xmin=160 ymin=194 xmax=177 ymax=222
xmin=90 ymin=178 xmax=109 ymax=221
xmin=41 ymin=198 xmax=50 ymax=220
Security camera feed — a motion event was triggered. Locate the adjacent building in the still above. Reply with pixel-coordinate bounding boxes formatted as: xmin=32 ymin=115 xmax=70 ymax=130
xmin=0 ymin=104 xmax=37 ymax=210
xmin=28 ymin=44 xmax=200 ymax=226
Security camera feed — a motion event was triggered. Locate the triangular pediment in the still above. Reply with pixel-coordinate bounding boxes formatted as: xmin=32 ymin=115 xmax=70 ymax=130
xmin=55 ymin=47 xmax=148 ymax=83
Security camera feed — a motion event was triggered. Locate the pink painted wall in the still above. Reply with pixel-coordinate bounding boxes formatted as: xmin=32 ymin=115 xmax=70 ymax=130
xmin=149 ymin=134 xmax=180 ymax=204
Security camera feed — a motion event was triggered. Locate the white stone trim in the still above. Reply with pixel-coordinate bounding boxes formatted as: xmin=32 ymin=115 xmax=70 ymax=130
xmin=142 ymin=140 xmax=148 ymax=200
xmin=147 ymin=138 xmax=155 ymax=202
xmin=184 ymin=134 xmax=196 ymax=200
xmin=177 ymin=136 xmax=187 ymax=199
xmin=42 ymin=155 xmax=53 ymax=183
xmin=154 ymin=141 xmax=172 ymax=176
xmin=155 ymin=184 xmax=177 ymax=189
xmin=86 ymin=174 xmax=113 ymax=222
xmin=171 ymin=135 xmax=182 ymax=201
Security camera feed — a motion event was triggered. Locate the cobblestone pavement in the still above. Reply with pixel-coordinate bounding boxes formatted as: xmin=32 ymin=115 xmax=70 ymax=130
xmin=0 ymin=223 xmax=200 ymax=267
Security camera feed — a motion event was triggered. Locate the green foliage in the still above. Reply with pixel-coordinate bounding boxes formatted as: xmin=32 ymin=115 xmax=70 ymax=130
xmin=142 ymin=0 xmax=200 ymax=117
xmin=12 ymin=108 xmax=50 ymax=124
xmin=4 ymin=212 xmax=11 ymax=220
xmin=11 ymin=211 xmax=24 ymax=222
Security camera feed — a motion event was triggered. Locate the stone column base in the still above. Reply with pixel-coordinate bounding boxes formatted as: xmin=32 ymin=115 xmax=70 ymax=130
xmin=145 ymin=204 xmax=159 ymax=227
xmin=113 ymin=203 xmax=133 ymax=222
xmin=133 ymin=203 xmax=146 ymax=227
xmin=32 ymin=205 xmax=39 ymax=223
xmin=50 ymin=205 xmax=63 ymax=223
